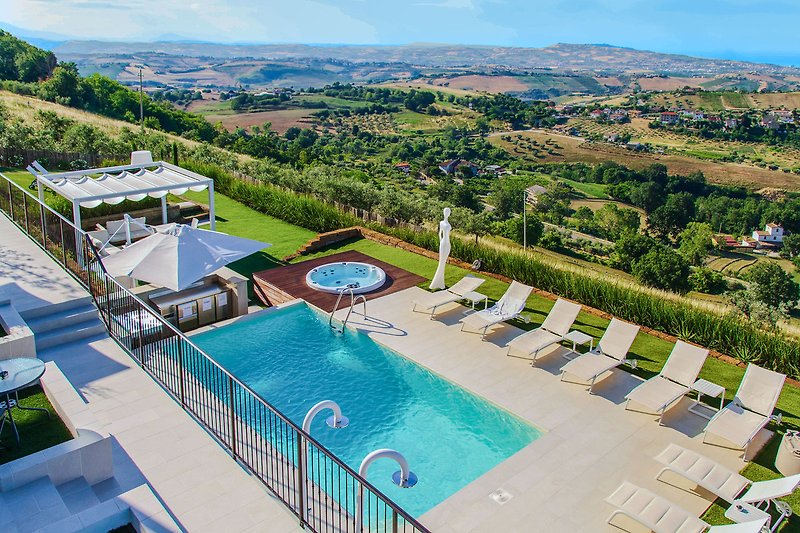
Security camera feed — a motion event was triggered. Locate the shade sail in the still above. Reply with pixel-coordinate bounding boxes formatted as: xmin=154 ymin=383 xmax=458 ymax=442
xmin=100 ymin=224 xmax=270 ymax=292
xmin=42 ymin=166 xmax=211 ymax=208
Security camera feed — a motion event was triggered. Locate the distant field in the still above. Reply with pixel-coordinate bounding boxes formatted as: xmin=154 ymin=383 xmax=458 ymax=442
xmin=429 ymin=75 xmax=529 ymax=93
xmin=637 ymin=77 xmax=713 ymax=91
xmin=491 ymin=128 xmax=800 ymax=190
xmin=561 ymin=178 xmax=610 ymax=199
xmin=649 ymin=91 xmax=800 ymax=111
xmin=211 ymin=108 xmax=317 ymax=133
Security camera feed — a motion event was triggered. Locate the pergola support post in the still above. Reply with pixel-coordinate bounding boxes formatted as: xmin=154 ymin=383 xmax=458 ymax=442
xmin=72 ymin=200 xmax=84 ymax=267
xmin=208 ymin=181 xmax=216 ymax=231
xmin=161 ymin=196 xmax=168 ymax=224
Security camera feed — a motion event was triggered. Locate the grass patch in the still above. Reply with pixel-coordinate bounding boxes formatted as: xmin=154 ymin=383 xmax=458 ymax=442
xmin=0 ymin=386 xmax=72 ymax=464
xmin=561 ymin=178 xmax=610 ymax=199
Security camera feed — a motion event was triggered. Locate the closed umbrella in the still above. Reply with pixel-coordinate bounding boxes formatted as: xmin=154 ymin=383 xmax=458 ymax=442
xmin=100 ymin=223 xmax=270 ymax=291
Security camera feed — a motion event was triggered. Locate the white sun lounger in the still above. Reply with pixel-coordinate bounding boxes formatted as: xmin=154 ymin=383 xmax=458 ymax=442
xmin=625 ymin=340 xmax=709 ymax=424
xmin=606 ymin=481 xmax=769 ymax=533
xmin=412 ymin=275 xmax=485 ymax=317
xmin=655 ymin=444 xmax=800 ymax=531
xmin=505 ymin=298 xmax=582 ymax=364
xmin=459 ymin=281 xmax=533 ymax=339
xmin=559 ymin=318 xmax=640 ymax=392
xmin=703 ymin=364 xmax=785 ymax=457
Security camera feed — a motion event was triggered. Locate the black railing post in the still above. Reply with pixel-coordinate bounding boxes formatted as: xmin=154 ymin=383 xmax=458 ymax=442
xmin=7 ymin=180 xmax=13 ymax=221
xmin=59 ymin=219 xmax=67 ymax=266
xmin=22 ymin=195 xmax=29 ymax=233
xmin=136 ymin=304 xmax=145 ymax=366
xmin=296 ymin=432 xmax=307 ymax=529
xmin=393 ymin=510 xmax=398 ymax=533
xmin=103 ymin=276 xmax=113 ymax=332
xmin=39 ymin=203 xmax=46 ymax=248
xmin=178 ymin=341 xmax=186 ymax=408
xmin=83 ymin=239 xmax=91 ymax=289
xmin=228 ymin=375 xmax=237 ymax=457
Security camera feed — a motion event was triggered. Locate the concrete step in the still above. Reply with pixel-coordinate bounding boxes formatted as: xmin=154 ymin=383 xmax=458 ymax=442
xmin=19 ymin=297 xmax=94 ymax=321
xmin=34 ymin=319 xmax=106 ymax=351
xmin=0 ymin=476 xmax=70 ymax=533
xmin=25 ymin=304 xmax=99 ymax=335
xmin=55 ymin=477 xmax=101 ymax=516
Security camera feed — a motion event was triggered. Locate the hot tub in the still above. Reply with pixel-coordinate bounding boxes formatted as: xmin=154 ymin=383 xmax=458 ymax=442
xmin=305 ymin=262 xmax=386 ymax=294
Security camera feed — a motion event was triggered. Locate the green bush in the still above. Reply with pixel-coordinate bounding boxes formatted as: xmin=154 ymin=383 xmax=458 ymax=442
xmin=689 ymin=268 xmax=726 ymax=294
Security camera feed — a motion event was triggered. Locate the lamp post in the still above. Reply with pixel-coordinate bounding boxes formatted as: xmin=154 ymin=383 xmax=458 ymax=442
xmin=355 ymin=449 xmax=418 ymax=532
xmin=523 ymin=187 xmax=528 ymax=250
xmin=300 ymin=401 xmax=349 ymax=525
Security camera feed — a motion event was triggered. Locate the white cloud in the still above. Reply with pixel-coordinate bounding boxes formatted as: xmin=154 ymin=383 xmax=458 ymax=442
xmin=2 ymin=0 xmax=380 ymax=43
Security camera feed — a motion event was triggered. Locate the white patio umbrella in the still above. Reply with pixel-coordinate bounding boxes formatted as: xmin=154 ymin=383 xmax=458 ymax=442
xmin=100 ymin=223 xmax=270 ymax=291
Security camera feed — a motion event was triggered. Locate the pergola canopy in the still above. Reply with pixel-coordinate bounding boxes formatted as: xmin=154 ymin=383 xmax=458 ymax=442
xmin=30 ymin=159 xmax=216 ymax=231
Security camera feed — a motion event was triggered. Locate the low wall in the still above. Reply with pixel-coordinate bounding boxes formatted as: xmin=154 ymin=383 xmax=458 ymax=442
xmin=0 ymin=299 xmax=36 ymax=360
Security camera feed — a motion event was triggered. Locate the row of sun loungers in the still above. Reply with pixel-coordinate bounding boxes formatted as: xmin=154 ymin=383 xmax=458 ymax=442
xmin=415 ymin=275 xmax=793 ymax=530
xmin=607 ymin=443 xmax=800 ymax=532
xmin=414 ymin=275 xmax=787 ymax=456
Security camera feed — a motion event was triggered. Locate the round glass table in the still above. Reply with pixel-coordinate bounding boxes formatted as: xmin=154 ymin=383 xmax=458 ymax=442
xmin=0 ymin=357 xmax=49 ymax=446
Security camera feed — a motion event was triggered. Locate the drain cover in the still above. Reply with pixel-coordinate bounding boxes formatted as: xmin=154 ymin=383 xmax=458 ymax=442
xmin=488 ymin=488 xmax=513 ymax=505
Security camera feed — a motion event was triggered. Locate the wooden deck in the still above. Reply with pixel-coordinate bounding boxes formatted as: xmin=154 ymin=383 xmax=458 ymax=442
xmin=252 ymin=251 xmax=426 ymax=312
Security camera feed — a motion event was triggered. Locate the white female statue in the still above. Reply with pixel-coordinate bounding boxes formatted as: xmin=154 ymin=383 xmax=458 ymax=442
xmin=430 ymin=207 xmax=451 ymax=290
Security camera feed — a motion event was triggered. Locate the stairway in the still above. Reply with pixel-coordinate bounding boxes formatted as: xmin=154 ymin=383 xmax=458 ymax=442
xmin=21 ymin=297 xmax=106 ymax=352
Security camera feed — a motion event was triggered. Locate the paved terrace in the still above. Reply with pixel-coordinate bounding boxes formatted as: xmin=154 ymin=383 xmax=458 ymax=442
xmin=1 ymin=215 xmax=303 ymax=532
xmin=335 ymin=288 xmax=764 ymax=533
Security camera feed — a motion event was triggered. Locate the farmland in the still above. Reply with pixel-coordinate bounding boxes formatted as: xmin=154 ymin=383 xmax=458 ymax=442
xmin=490 ymin=128 xmax=800 ymax=190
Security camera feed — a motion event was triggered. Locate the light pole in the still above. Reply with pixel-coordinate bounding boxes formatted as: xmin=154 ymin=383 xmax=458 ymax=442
xmin=300 ymin=401 xmax=349 ymax=525
xmin=138 ymin=66 xmax=144 ymax=133
xmin=355 ymin=449 xmax=418 ymax=532
xmin=523 ymin=187 xmax=528 ymax=250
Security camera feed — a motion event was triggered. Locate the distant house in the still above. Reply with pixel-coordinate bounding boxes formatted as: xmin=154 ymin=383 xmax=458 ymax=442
xmin=483 ymin=164 xmax=508 ymax=176
xmin=712 ymin=234 xmax=740 ymax=249
xmin=752 ymin=223 xmax=784 ymax=244
xmin=609 ymin=112 xmax=628 ymax=122
xmin=439 ymin=159 xmax=477 ymax=176
xmin=590 ymin=109 xmax=604 ymax=119
xmin=761 ymin=115 xmax=781 ymax=130
xmin=724 ymin=118 xmax=739 ymax=130
xmin=706 ymin=115 xmax=721 ymax=123
xmin=626 ymin=142 xmax=646 ymax=151
xmin=394 ymin=162 xmax=411 ymax=174
xmin=660 ymin=111 xmax=679 ymax=124
xmin=604 ymin=134 xmax=620 ymax=143
xmin=773 ymin=110 xmax=794 ymax=124
xmin=525 ymin=185 xmax=548 ymax=205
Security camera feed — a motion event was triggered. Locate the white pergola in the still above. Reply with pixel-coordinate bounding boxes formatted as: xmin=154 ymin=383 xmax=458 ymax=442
xmin=29 ymin=160 xmax=216 ymax=231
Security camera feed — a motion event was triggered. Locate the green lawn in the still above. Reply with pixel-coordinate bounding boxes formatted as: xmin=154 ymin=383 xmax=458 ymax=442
xmin=561 ymin=177 xmax=610 ymax=199
xmin=0 ymin=386 xmax=72 ymax=464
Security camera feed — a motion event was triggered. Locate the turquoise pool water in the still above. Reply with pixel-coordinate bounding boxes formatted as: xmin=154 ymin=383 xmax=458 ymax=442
xmin=192 ymin=303 xmax=541 ymax=517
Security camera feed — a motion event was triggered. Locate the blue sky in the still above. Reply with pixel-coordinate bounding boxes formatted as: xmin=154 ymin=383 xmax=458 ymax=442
xmin=3 ymin=0 xmax=799 ymax=65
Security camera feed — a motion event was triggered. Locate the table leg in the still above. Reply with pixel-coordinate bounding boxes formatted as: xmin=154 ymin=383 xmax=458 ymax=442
xmin=13 ymin=391 xmax=51 ymax=418
xmin=1 ymin=394 xmax=20 ymax=445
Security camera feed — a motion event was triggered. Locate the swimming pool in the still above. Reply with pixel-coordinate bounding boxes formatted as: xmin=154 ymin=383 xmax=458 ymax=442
xmin=191 ymin=303 xmax=541 ymax=517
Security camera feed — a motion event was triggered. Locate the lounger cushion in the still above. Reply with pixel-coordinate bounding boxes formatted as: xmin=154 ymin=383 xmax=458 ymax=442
xmin=506 ymin=328 xmax=562 ymax=356
xmin=539 ymin=298 xmax=581 ymax=337
xmin=705 ymin=404 xmax=769 ymax=448
xmin=655 ymin=444 xmax=749 ymax=503
xmin=735 ymin=364 xmax=785 ymax=417
xmin=606 ymin=481 xmax=706 ymax=533
xmin=626 ymin=377 xmax=688 ymax=413
xmin=561 ymin=353 xmax=620 ymax=382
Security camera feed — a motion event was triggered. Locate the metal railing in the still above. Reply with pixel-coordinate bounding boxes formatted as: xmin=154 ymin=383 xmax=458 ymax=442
xmin=0 ymin=173 xmax=429 ymax=533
